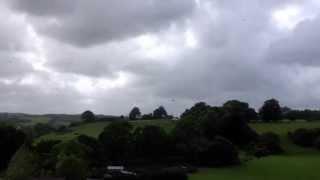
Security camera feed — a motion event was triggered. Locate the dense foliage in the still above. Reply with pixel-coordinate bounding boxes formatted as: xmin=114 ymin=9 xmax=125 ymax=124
xmin=153 ymin=106 xmax=168 ymax=119
xmin=129 ymin=107 xmax=141 ymax=120
xmin=6 ymin=99 xmax=320 ymax=179
xmin=289 ymin=128 xmax=320 ymax=147
xmin=81 ymin=110 xmax=96 ymax=123
xmin=259 ymin=99 xmax=282 ymax=122
xmin=0 ymin=124 xmax=25 ymax=171
xmin=254 ymin=132 xmax=284 ymax=157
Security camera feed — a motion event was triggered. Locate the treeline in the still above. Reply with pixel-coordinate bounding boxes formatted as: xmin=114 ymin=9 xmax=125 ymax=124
xmin=2 ymin=98 xmax=320 ymax=179
xmin=73 ymin=99 xmax=320 ymax=124
xmin=283 ymin=109 xmax=320 ymax=121
xmin=129 ymin=106 xmax=174 ymax=120
xmin=1 ymin=99 xmax=286 ymax=179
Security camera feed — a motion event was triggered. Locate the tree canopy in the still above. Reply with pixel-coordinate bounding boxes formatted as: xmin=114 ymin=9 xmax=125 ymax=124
xmin=259 ymin=99 xmax=282 ymax=122
xmin=81 ymin=110 xmax=96 ymax=122
xmin=153 ymin=106 xmax=168 ymax=119
xmin=129 ymin=107 xmax=141 ymax=120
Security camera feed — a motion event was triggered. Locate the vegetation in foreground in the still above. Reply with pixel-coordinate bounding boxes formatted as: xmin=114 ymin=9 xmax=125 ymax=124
xmin=1 ymin=99 xmax=320 ymax=179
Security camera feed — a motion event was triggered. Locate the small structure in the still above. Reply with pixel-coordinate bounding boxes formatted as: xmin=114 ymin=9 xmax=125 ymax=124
xmin=107 ymin=166 xmax=124 ymax=172
xmin=105 ymin=166 xmax=137 ymax=179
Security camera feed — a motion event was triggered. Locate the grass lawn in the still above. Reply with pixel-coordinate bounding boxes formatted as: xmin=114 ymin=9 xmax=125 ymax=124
xmin=191 ymin=121 xmax=320 ymax=180
xmin=190 ymin=155 xmax=320 ymax=180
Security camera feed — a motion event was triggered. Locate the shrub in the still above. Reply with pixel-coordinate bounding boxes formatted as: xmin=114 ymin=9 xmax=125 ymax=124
xmin=56 ymin=156 xmax=87 ymax=180
xmin=313 ymin=136 xmax=320 ymax=150
xmin=134 ymin=125 xmax=170 ymax=160
xmin=289 ymin=128 xmax=316 ymax=147
xmin=98 ymin=121 xmax=133 ymax=162
xmin=0 ymin=124 xmax=25 ymax=170
xmin=33 ymin=140 xmax=61 ymax=174
xmin=141 ymin=171 xmax=188 ymax=180
xmin=5 ymin=145 xmax=38 ymax=180
xmin=34 ymin=140 xmax=61 ymax=154
xmin=199 ymin=136 xmax=240 ymax=166
xmin=254 ymin=132 xmax=283 ymax=157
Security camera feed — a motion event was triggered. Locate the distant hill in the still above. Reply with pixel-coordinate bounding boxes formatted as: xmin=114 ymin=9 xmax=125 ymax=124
xmin=0 ymin=113 xmax=121 ymax=126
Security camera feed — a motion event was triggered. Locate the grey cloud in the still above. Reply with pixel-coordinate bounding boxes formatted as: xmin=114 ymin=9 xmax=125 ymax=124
xmin=8 ymin=0 xmax=74 ymax=17
xmin=8 ymin=0 xmax=195 ymax=47
xmin=268 ymin=18 xmax=320 ymax=66
xmin=0 ymin=54 xmax=34 ymax=78
xmin=0 ymin=81 xmax=84 ymax=113
xmin=0 ymin=0 xmax=320 ymax=115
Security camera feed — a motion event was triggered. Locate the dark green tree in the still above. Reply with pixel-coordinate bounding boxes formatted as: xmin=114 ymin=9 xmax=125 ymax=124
xmin=134 ymin=125 xmax=169 ymax=160
xmin=153 ymin=106 xmax=168 ymax=119
xmin=259 ymin=99 xmax=282 ymax=122
xmin=77 ymin=135 xmax=105 ymax=167
xmin=180 ymin=102 xmax=210 ymax=120
xmin=223 ymin=100 xmax=249 ymax=113
xmin=129 ymin=107 xmax=141 ymax=120
xmin=81 ymin=110 xmax=95 ymax=123
xmin=199 ymin=136 xmax=240 ymax=166
xmin=246 ymin=108 xmax=258 ymax=122
xmin=98 ymin=122 xmax=133 ymax=161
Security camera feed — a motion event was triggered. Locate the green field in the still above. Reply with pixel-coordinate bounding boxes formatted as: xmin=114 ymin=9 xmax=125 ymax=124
xmin=191 ymin=122 xmax=320 ymax=180
xmin=22 ymin=116 xmax=50 ymax=126
xmin=190 ymin=155 xmax=320 ymax=180
xmin=38 ymin=120 xmax=320 ymax=180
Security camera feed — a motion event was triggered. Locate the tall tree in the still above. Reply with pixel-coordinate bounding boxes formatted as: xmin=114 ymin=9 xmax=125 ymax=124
xmin=81 ymin=110 xmax=95 ymax=123
xmin=180 ymin=102 xmax=210 ymax=120
xmin=153 ymin=106 xmax=168 ymax=119
xmin=129 ymin=107 xmax=141 ymax=120
xmin=98 ymin=122 xmax=133 ymax=161
xmin=259 ymin=99 xmax=282 ymax=122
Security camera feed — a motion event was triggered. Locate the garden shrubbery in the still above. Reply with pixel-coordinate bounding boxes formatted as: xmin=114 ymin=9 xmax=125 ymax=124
xmin=289 ymin=128 xmax=320 ymax=149
xmin=253 ymin=132 xmax=284 ymax=157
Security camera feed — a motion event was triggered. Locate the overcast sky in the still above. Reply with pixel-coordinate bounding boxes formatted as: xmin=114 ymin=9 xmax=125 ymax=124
xmin=1 ymin=0 xmax=320 ymax=115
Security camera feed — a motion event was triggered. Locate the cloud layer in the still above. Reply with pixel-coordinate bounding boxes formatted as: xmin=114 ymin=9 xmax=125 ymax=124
xmin=1 ymin=0 xmax=320 ymax=115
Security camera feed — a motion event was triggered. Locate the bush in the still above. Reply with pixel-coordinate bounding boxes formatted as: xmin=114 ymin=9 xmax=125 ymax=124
xmin=0 ymin=124 xmax=26 ymax=171
xmin=313 ymin=136 xmax=320 ymax=150
xmin=34 ymin=140 xmax=61 ymax=154
xmin=199 ymin=136 xmax=240 ymax=166
xmin=289 ymin=128 xmax=316 ymax=147
xmin=140 ymin=171 xmax=187 ymax=180
xmin=254 ymin=132 xmax=284 ymax=157
xmin=56 ymin=156 xmax=87 ymax=180
xmin=5 ymin=145 xmax=38 ymax=180
xmin=134 ymin=125 xmax=170 ymax=160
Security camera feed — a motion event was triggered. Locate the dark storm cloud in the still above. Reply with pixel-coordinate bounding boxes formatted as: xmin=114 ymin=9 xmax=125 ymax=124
xmin=8 ymin=0 xmax=195 ymax=47
xmin=8 ymin=0 xmax=74 ymax=17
